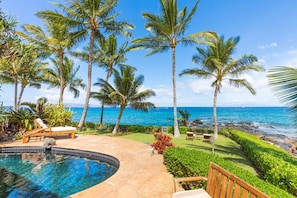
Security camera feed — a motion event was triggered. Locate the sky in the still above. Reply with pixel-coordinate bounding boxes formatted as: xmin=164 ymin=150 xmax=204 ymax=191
xmin=1 ymin=0 xmax=297 ymax=107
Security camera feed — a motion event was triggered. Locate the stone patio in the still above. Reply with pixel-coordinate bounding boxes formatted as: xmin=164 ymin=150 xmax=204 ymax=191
xmin=1 ymin=134 xmax=174 ymax=198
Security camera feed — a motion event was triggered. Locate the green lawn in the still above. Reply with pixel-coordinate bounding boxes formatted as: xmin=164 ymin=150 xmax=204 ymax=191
xmin=118 ymin=132 xmax=258 ymax=175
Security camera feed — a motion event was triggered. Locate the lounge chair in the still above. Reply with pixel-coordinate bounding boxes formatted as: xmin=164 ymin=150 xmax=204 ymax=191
xmin=22 ymin=118 xmax=76 ymax=143
xmin=186 ymin=132 xmax=195 ymax=140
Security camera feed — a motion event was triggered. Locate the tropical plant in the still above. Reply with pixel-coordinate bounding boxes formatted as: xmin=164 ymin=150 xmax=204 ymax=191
xmin=37 ymin=0 xmax=134 ymax=130
xmin=21 ymin=97 xmax=49 ymax=119
xmin=43 ymin=57 xmax=86 ymax=100
xmin=180 ymin=35 xmax=265 ymax=139
xmin=268 ymin=66 xmax=297 ymax=123
xmin=151 ymin=132 xmax=174 ymax=154
xmin=17 ymin=56 xmax=47 ymax=108
xmin=18 ymin=18 xmax=81 ymax=104
xmin=94 ymin=65 xmax=156 ymax=134
xmin=73 ymin=34 xmax=130 ymax=129
xmin=132 ymin=0 xmax=215 ymax=137
xmin=43 ymin=103 xmax=73 ymax=126
xmin=0 ymin=42 xmax=35 ymax=111
xmin=178 ymin=109 xmax=190 ymax=126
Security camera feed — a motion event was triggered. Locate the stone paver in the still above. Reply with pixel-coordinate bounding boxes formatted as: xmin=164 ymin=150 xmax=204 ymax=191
xmin=2 ymin=134 xmax=174 ymax=198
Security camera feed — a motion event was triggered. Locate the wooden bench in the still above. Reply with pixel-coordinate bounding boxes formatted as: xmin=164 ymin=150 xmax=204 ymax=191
xmin=173 ymin=162 xmax=269 ymax=198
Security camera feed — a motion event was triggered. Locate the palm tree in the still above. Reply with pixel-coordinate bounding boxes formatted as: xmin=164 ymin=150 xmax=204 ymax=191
xmin=72 ymin=34 xmax=130 ymax=129
xmin=37 ymin=0 xmax=134 ymax=130
xmin=17 ymin=58 xmax=47 ymax=108
xmin=0 ymin=42 xmax=33 ymax=111
xmin=43 ymin=57 xmax=86 ymax=100
xmin=180 ymin=35 xmax=265 ymax=139
xmin=178 ymin=109 xmax=190 ymax=126
xmin=94 ymin=65 xmax=156 ymax=134
xmin=21 ymin=97 xmax=49 ymax=119
xmin=132 ymin=0 xmax=215 ymax=137
xmin=93 ymin=35 xmax=130 ymax=129
xmin=18 ymin=19 xmax=81 ymax=104
xmin=268 ymin=66 xmax=297 ymax=123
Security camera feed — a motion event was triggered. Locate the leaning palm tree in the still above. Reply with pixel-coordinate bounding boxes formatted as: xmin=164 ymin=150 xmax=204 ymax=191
xmin=37 ymin=0 xmax=134 ymax=130
xmin=132 ymin=0 xmax=215 ymax=137
xmin=18 ymin=19 xmax=80 ymax=104
xmin=43 ymin=57 xmax=86 ymax=100
xmin=268 ymin=66 xmax=297 ymax=123
xmin=180 ymin=35 xmax=265 ymax=139
xmin=94 ymin=65 xmax=156 ymax=134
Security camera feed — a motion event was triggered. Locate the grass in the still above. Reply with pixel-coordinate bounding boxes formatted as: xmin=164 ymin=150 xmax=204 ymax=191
xmin=118 ymin=132 xmax=258 ymax=175
xmin=76 ymin=128 xmax=258 ymax=175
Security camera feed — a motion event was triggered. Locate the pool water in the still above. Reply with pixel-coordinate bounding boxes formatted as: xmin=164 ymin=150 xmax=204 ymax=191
xmin=0 ymin=152 xmax=117 ymax=198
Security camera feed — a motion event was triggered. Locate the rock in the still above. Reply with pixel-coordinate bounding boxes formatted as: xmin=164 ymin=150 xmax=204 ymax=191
xmin=43 ymin=138 xmax=56 ymax=150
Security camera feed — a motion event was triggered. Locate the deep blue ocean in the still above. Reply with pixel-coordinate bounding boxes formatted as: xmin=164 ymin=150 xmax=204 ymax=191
xmin=71 ymin=107 xmax=297 ymax=138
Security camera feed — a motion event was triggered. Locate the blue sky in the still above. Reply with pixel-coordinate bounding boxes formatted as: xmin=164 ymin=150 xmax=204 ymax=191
xmin=1 ymin=0 xmax=297 ymax=107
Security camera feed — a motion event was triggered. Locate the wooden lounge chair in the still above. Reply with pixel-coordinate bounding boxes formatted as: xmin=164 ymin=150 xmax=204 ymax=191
xmin=186 ymin=132 xmax=195 ymax=140
xmin=22 ymin=118 xmax=76 ymax=143
xmin=173 ymin=162 xmax=269 ymax=198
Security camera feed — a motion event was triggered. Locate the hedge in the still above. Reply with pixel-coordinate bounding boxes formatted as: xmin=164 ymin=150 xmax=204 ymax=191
xmin=163 ymin=147 xmax=294 ymax=198
xmin=227 ymin=129 xmax=297 ymax=195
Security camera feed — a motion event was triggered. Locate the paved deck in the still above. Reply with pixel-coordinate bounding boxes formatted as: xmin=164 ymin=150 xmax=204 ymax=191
xmin=1 ymin=134 xmax=174 ymax=198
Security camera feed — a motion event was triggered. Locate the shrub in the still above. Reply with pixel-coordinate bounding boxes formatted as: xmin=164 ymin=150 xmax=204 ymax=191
xmin=44 ymin=104 xmax=73 ymax=126
xmin=151 ymin=132 xmax=174 ymax=154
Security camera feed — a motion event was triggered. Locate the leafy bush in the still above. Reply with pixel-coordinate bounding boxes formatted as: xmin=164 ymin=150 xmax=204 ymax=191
xmin=44 ymin=104 xmax=73 ymax=126
xmin=151 ymin=132 xmax=174 ymax=154
xmin=163 ymin=147 xmax=294 ymax=198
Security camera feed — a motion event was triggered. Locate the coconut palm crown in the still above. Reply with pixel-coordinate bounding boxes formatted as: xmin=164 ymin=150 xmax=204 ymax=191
xmin=132 ymin=0 xmax=215 ymax=137
xmin=180 ymin=35 xmax=265 ymax=139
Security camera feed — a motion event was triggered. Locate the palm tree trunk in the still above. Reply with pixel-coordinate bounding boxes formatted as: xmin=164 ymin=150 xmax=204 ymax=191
xmin=213 ymin=85 xmax=219 ymax=139
xmin=99 ymin=70 xmax=112 ymax=130
xmin=78 ymin=30 xmax=95 ymax=130
xmin=14 ymin=75 xmax=18 ymax=111
xmin=58 ymin=53 xmax=64 ymax=104
xmin=99 ymin=103 xmax=105 ymax=130
xmin=112 ymin=106 xmax=124 ymax=134
xmin=172 ymin=47 xmax=180 ymax=137
xmin=17 ymin=84 xmax=25 ymax=109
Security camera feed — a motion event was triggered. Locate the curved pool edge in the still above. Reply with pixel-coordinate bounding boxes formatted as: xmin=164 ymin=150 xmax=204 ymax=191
xmin=1 ymin=134 xmax=174 ymax=198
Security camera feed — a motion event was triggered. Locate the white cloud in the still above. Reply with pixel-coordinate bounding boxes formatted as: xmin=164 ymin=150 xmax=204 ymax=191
xmin=258 ymin=42 xmax=278 ymax=49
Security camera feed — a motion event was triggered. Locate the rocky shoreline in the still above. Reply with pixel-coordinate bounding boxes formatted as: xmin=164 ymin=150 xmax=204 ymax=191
xmin=190 ymin=120 xmax=297 ymax=157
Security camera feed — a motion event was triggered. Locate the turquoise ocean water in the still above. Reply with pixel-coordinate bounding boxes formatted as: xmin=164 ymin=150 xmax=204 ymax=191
xmin=71 ymin=107 xmax=297 ymax=138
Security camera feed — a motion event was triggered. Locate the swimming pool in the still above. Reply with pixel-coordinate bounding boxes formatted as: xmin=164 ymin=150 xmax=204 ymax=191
xmin=0 ymin=146 xmax=119 ymax=198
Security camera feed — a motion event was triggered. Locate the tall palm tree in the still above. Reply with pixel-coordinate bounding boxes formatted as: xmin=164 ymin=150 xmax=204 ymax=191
xmin=43 ymin=57 xmax=86 ymax=100
xmin=94 ymin=35 xmax=129 ymax=129
xmin=18 ymin=19 xmax=80 ymax=104
xmin=37 ymin=0 xmax=134 ymax=130
xmin=180 ymin=35 xmax=265 ymax=139
xmin=94 ymin=65 xmax=156 ymax=134
xmin=268 ymin=66 xmax=297 ymax=123
xmin=132 ymin=0 xmax=214 ymax=137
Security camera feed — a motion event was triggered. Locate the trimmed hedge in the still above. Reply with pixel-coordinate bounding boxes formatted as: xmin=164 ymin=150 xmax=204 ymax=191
xmin=227 ymin=129 xmax=297 ymax=195
xmin=163 ymin=147 xmax=294 ymax=198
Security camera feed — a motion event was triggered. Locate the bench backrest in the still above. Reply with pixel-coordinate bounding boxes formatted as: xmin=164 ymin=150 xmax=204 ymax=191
xmin=206 ymin=162 xmax=269 ymax=198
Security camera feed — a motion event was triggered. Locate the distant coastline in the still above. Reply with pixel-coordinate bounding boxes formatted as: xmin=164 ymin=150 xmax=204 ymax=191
xmin=70 ymin=106 xmax=297 ymax=138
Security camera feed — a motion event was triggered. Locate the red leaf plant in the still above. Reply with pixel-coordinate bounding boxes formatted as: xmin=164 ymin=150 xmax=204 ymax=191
xmin=151 ymin=132 xmax=174 ymax=154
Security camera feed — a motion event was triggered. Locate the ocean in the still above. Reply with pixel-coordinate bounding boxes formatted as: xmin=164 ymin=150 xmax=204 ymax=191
xmin=71 ymin=107 xmax=297 ymax=138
